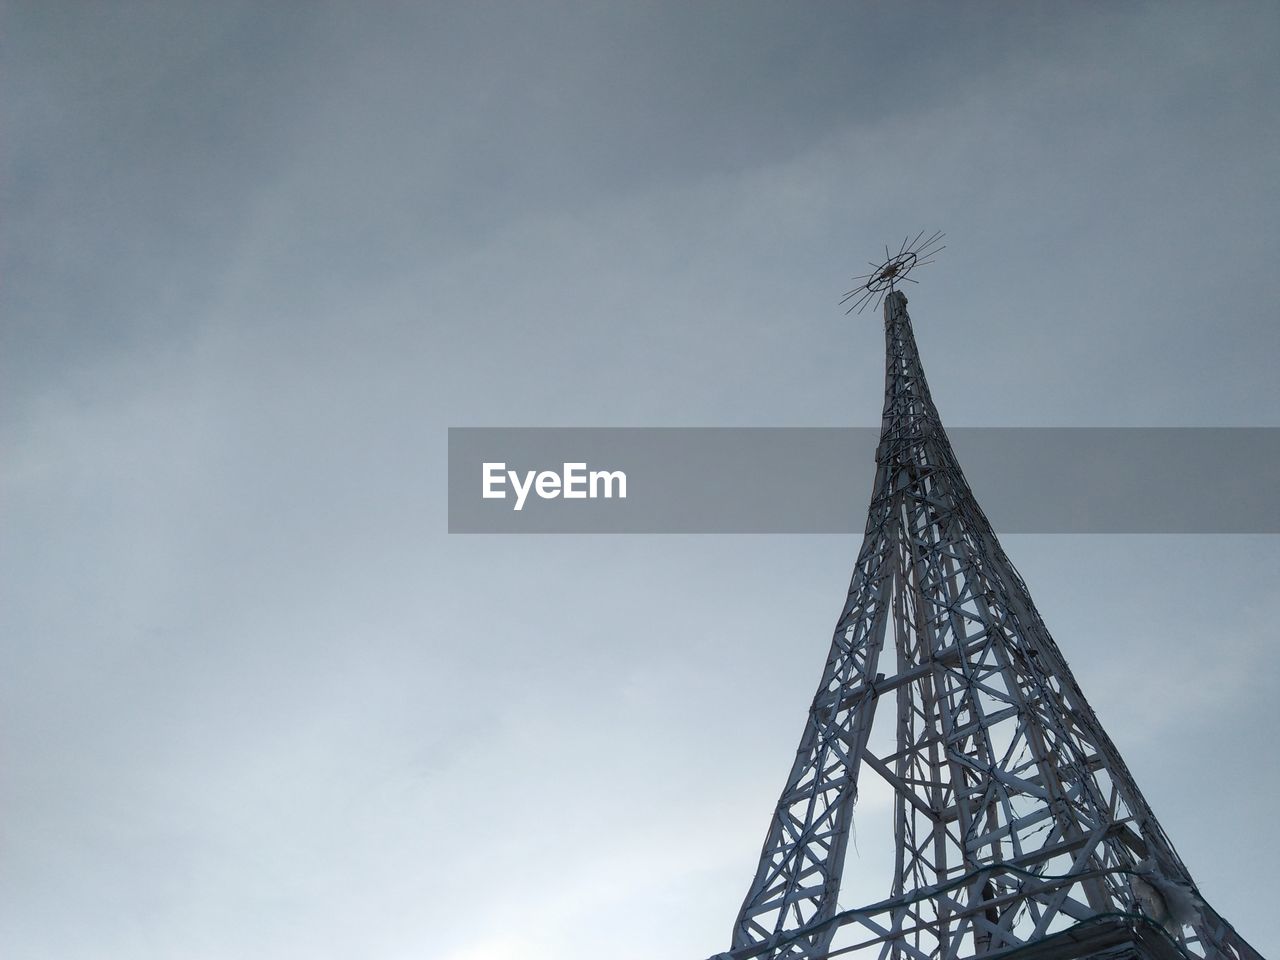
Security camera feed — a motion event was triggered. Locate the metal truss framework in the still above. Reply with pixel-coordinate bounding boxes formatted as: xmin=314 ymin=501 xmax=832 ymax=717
xmin=716 ymin=292 xmax=1261 ymax=960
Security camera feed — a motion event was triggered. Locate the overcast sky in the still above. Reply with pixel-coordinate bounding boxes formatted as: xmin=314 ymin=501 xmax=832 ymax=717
xmin=3 ymin=3 xmax=1278 ymax=959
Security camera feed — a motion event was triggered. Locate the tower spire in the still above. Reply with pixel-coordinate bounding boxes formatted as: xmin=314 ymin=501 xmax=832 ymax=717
xmin=717 ymin=287 xmax=1260 ymax=960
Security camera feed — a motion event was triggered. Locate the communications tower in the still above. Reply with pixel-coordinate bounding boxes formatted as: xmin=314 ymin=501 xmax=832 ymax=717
xmin=711 ymin=236 xmax=1262 ymax=960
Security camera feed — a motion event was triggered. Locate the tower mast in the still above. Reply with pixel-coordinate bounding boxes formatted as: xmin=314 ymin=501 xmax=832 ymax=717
xmin=713 ymin=244 xmax=1261 ymax=960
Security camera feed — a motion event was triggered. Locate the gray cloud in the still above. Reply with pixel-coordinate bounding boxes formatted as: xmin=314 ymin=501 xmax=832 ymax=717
xmin=3 ymin=3 xmax=1278 ymax=958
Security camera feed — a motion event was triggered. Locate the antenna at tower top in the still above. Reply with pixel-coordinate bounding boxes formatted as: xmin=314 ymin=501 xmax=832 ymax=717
xmin=840 ymin=229 xmax=945 ymax=315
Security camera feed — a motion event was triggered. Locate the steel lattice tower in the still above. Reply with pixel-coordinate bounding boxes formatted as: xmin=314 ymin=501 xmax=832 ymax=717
xmin=710 ymin=262 xmax=1261 ymax=960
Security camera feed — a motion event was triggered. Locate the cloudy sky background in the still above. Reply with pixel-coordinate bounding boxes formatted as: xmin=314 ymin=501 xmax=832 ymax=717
xmin=4 ymin=3 xmax=1278 ymax=958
